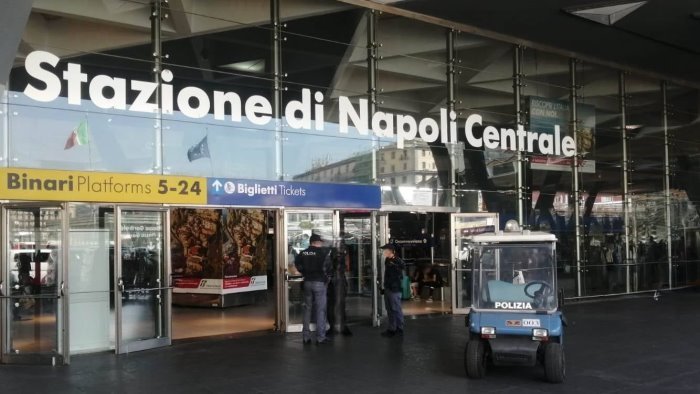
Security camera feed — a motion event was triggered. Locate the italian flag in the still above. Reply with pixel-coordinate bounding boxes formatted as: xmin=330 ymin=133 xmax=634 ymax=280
xmin=64 ymin=119 xmax=89 ymax=150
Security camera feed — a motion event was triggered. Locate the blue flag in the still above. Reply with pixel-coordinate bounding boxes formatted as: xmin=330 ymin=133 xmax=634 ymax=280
xmin=187 ymin=136 xmax=210 ymax=162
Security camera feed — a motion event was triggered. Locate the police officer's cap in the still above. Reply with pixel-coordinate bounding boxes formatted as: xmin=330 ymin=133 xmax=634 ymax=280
xmin=309 ymin=233 xmax=323 ymax=243
xmin=380 ymin=243 xmax=396 ymax=252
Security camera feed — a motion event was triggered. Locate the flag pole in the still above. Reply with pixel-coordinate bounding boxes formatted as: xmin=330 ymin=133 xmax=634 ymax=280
xmin=86 ymin=115 xmax=94 ymax=169
xmin=206 ymin=127 xmax=214 ymax=176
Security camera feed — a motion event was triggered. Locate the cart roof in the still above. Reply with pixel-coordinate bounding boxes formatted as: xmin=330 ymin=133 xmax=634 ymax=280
xmin=467 ymin=231 xmax=557 ymax=243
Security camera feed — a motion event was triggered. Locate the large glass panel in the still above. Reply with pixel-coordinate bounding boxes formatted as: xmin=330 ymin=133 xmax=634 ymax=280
xmin=576 ymin=62 xmax=624 ymax=296
xmin=626 ymin=75 xmax=665 ymax=292
xmin=162 ymin=2 xmax=276 ymax=179
xmin=280 ymin=5 xmax=372 ymax=184
xmin=454 ymin=33 xmax=515 ymax=217
xmin=5 ymin=207 xmax=62 ymax=355
xmin=519 ymin=49 xmax=575 ymax=295
xmin=668 ymin=84 xmax=700 ymax=287
xmin=376 ymin=15 xmax=450 ymax=207
xmin=7 ymin=1 xmax=157 ymax=173
xmin=521 ymin=50 xmax=572 ymax=231
xmin=0 ymin=2 xmax=31 ymax=168
xmin=118 ymin=209 xmax=167 ymax=345
xmin=68 ymin=204 xmax=114 ymax=354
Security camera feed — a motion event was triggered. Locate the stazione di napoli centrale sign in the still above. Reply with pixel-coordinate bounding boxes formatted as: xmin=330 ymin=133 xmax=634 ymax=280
xmin=21 ymin=50 xmax=577 ymax=156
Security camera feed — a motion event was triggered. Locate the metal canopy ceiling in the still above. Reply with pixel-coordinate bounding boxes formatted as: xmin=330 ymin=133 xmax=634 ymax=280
xmin=362 ymin=0 xmax=700 ymax=87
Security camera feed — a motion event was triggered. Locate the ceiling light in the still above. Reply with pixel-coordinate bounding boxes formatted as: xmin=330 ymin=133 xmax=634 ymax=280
xmin=220 ymin=59 xmax=266 ymax=74
xmin=566 ymin=1 xmax=647 ymax=26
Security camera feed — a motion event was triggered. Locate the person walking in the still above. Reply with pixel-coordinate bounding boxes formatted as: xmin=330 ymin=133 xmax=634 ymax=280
xmin=295 ymin=233 xmax=332 ymax=345
xmin=380 ymin=243 xmax=405 ymax=338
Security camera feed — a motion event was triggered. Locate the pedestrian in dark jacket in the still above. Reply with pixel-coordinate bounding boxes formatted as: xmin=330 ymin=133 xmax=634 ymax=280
xmin=295 ymin=233 xmax=332 ymax=344
xmin=380 ymin=243 xmax=405 ymax=337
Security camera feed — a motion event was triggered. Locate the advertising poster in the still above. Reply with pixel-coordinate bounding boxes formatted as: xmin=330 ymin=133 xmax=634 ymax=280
xmin=171 ymin=208 xmax=268 ymax=295
xmin=528 ymin=96 xmax=596 ymax=173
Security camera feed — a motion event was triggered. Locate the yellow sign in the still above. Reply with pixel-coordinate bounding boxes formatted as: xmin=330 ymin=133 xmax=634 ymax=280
xmin=0 ymin=168 xmax=207 ymax=205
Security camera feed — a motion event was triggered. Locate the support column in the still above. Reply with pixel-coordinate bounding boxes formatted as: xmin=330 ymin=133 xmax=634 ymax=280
xmin=446 ymin=29 xmax=458 ymax=208
xmin=367 ymin=10 xmax=381 ymax=327
xmin=662 ymin=81 xmax=673 ymax=289
xmin=2 ymin=83 xmax=8 ymax=167
xmin=620 ymin=72 xmax=632 ymax=293
xmin=371 ymin=211 xmax=379 ymax=327
xmin=513 ymin=45 xmax=526 ymax=226
xmin=570 ymin=58 xmax=583 ymax=297
xmin=151 ymin=0 xmax=165 ymax=173
xmin=368 ymin=10 xmax=378 ymax=183
xmin=271 ymin=0 xmax=284 ymax=180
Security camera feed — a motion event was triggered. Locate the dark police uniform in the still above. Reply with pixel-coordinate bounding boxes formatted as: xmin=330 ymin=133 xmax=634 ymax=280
xmin=382 ymin=247 xmax=405 ymax=335
xmin=327 ymin=242 xmax=352 ymax=336
xmin=294 ymin=238 xmax=332 ymax=343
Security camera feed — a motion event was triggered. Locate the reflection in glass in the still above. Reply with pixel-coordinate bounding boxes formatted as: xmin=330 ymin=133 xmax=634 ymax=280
xmin=6 ymin=207 xmax=62 ymax=354
xmin=8 ymin=97 xmax=158 ymax=173
xmin=340 ymin=214 xmax=373 ymax=324
xmin=376 ymin=15 xmax=450 ymax=206
xmin=119 ymin=210 xmax=166 ymax=343
xmin=286 ymin=211 xmax=333 ymax=328
xmin=453 ymin=215 xmax=498 ymax=309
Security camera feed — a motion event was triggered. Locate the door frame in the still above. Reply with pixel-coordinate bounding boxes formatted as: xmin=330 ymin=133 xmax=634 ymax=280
xmin=280 ymin=209 xmax=337 ymax=333
xmin=0 ymin=202 xmax=69 ymax=365
xmin=114 ymin=205 xmax=172 ymax=354
xmin=450 ymin=212 xmax=499 ymax=315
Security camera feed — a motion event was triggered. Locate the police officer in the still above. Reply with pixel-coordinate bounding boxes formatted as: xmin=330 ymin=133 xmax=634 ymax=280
xmin=380 ymin=243 xmax=405 ymax=337
xmin=295 ymin=233 xmax=332 ymax=344
xmin=327 ymin=237 xmax=352 ymax=337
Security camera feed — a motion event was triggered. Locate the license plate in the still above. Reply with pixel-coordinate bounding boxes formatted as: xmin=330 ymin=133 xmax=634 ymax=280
xmin=505 ymin=320 xmax=522 ymax=327
xmin=522 ymin=319 xmax=541 ymax=327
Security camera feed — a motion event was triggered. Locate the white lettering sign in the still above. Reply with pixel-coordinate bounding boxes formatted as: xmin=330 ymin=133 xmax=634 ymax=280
xmin=494 ymin=301 xmax=533 ymax=310
xmin=22 ymin=50 xmax=576 ymax=157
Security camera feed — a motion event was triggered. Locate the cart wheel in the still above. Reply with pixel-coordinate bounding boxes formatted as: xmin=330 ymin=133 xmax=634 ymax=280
xmin=544 ymin=342 xmax=565 ymax=383
xmin=464 ymin=340 xmax=487 ymax=379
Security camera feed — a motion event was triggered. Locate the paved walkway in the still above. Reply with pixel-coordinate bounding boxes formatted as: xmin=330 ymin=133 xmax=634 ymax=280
xmin=2 ymin=290 xmax=700 ymax=393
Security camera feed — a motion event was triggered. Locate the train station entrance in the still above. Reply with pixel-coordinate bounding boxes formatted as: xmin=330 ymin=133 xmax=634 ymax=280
xmin=0 ymin=168 xmax=382 ymax=365
xmin=0 ymin=203 xmax=171 ymax=364
xmin=281 ymin=210 xmax=377 ymax=333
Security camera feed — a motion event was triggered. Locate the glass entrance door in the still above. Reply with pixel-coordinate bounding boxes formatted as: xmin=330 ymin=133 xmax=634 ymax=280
xmin=283 ymin=210 xmax=335 ymax=333
xmin=1 ymin=205 xmax=67 ymax=365
xmin=451 ymin=213 xmax=499 ymax=314
xmin=115 ymin=207 xmax=171 ymax=353
xmin=339 ymin=213 xmax=374 ymax=325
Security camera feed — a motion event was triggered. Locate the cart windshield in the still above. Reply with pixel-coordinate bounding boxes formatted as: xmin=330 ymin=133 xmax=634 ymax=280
xmin=471 ymin=242 xmax=557 ymax=312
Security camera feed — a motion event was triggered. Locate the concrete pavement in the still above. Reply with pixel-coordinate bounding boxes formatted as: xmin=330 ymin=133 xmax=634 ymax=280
xmin=1 ymin=290 xmax=699 ymax=393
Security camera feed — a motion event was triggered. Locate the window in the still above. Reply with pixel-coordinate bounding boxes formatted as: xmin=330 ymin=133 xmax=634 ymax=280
xmin=391 ymin=151 xmax=396 ymax=159
xmin=403 ymin=163 xmax=407 ymax=170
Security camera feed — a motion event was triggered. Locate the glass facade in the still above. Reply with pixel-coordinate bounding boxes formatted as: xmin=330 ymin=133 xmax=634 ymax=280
xmin=0 ymin=0 xmax=698 ymax=313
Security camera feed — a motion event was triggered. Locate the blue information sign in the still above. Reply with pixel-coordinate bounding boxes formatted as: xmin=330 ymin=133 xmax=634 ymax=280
xmin=206 ymin=178 xmax=381 ymax=209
